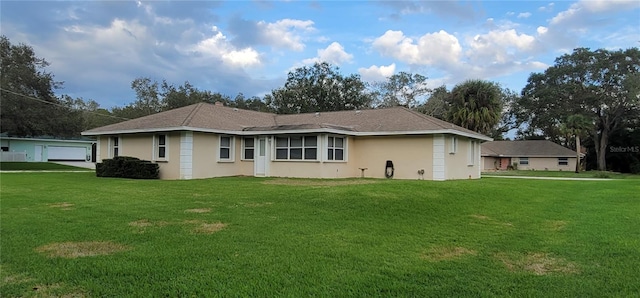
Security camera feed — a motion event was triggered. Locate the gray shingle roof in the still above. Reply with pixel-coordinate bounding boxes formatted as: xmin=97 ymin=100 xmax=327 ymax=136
xmin=481 ymin=140 xmax=577 ymax=157
xmin=82 ymin=103 xmax=491 ymax=140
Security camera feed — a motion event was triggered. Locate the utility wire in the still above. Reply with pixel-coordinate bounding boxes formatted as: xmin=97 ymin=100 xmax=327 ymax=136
xmin=0 ymin=87 xmax=130 ymax=121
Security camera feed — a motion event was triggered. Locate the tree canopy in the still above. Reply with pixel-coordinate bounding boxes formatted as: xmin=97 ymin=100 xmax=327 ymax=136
xmin=0 ymin=35 xmax=81 ymax=137
xmin=445 ymin=79 xmax=503 ymax=135
xmin=373 ymin=72 xmax=430 ymax=108
xmin=516 ymin=47 xmax=640 ymax=171
xmin=267 ymin=62 xmax=374 ymax=114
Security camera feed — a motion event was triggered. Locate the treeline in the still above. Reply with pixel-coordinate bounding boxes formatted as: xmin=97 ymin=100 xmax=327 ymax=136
xmin=1 ymin=35 xmax=639 ymax=172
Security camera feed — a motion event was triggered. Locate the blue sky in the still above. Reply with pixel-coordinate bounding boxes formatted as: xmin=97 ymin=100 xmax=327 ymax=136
xmin=2 ymin=0 xmax=639 ymax=109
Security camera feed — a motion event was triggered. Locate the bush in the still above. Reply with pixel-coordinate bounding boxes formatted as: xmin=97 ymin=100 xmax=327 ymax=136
xmin=96 ymin=156 xmax=159 ymax=179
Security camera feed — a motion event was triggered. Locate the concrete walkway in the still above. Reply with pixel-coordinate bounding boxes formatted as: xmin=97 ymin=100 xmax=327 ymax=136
xmin=482 ymin=175 xmax=613 ymax=181
xmin=53 ymin=161 xmax=96 ymax=169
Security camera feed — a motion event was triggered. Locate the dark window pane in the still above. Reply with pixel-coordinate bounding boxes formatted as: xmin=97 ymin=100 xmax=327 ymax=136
xmin=158 ymin=135 xmax=166 ymax=145
xmin=244 ymin=149 xmax=254 ymax=160
xmin=220 ymin=148 xmax=230 ymax=159
xmin=335 ymin=137 xmax=344 ymax=148
xmin=290 ymin=136 xmax=302 ymax=147
xmin=113 ymin=137 xmax=119 ymax=146
xmin=276 ymin=137 xmax=288 ymax=147
xmin=221 ymin=137 xmax=230 ymax=147
xmin=335 ymin=149 xmax=344 ymax=160
xmin=158 ymin=147 xmax=166 ymax=158
xmin=328 ymin=149 xmax=334 ymax=160
xmin=328 ymin=137 xmax=334 ymax=146
xmin=305 ymin=136 xmax=317 ymax=146
xmin=305 ymin=148 xmax=317 ymax=160
xmin=290 ymin=148 xmax=303 ymax=159
xmin=114 ymin=148 xmax=119 ymax=157
xmin=244 ymin=137 xmax=254 ymax=147
xmin=276 ymin=149 xmax=288 ymax=159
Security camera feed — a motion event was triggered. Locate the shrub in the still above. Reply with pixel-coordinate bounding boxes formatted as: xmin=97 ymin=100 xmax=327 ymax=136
xmin=96 ymin=156 xmax=159 ymax=179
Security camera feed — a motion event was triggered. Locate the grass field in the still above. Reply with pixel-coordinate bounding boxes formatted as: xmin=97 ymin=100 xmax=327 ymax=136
xmin=483 ymin=170 xmax=640 ymax=179
xmin=1 ymin=173 xmax=639 ymax=296
xmin=0 ymin=162 xmax=89 ymax=171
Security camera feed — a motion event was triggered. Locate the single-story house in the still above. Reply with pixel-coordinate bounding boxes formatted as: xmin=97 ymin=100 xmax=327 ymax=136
xmin=0 ymin=136 xmax=95 ymax=162
xmin=82 ymin=102 xmax=492 ymax=180
xmin=481 ymin=140 xmax=578 ymax=171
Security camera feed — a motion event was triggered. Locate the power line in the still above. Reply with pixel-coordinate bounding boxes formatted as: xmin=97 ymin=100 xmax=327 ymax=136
xmin=0 ymin=87 xmax=130 ymax=121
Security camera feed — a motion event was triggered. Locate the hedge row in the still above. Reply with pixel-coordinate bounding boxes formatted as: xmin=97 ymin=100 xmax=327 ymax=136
xmin=96 ymin=156 xmax=159 ymax=179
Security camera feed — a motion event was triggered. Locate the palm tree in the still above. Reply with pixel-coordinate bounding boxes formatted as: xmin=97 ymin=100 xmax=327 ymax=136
xmin=566 ymin=114 xmax=592 ymax=173
xmin=445 ymin=80 xmax=502 ymax=135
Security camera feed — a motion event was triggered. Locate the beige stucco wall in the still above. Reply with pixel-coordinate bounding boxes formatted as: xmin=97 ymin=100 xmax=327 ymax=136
xmin=352 ymin=135 xmax=434 ymax=180
xmin=482 ymin=156 xmax=499 ymax=170
xmin=445 ymin=137 xmax=481 ymax=179
xmin=514 ymin=156 xmax=577 ymax=171
xmin=191 ymin=132 xmax=253 ymax=179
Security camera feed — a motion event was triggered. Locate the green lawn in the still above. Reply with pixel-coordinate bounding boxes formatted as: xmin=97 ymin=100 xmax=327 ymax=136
xmin=1 ymin=173 xmax=639 ymax=296
xmin=0 ymin=162 xmax=89 ymax=171
xmin=483 ymin=169 xmax=640 ymax=179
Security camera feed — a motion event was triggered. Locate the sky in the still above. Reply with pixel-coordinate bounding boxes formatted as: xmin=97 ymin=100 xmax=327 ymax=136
xmin=1 ymin=0 xmax=639 ymax=109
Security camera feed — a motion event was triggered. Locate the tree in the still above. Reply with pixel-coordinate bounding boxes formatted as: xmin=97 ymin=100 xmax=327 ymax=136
xmin=0 ymin=35 xmax=83 ymax=137
xmin=130 ymin=77 xmax=163 ymax=116
xmin=267 ymin=62 xmax=374 ymax=114
xmin=416 ymin=85 xmax=448 ymax=119
xmin=564 ymin=114 xmax=592 ymax=172
xmin=445 ymin=79 xmax=502 ymax=135
xmin=373 ymin=72 xmax=430 ymax=108
xmin=516 ymin=48 xmax=640 ymax=171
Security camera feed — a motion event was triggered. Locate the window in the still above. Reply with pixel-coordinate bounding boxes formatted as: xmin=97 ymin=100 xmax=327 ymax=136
xmin=156 ymin=134 xmax=167 ymax=159
xmin=110 ymin=136 xmax=119 ymax=157
xmin=327 ymin=136 xmax=345 ymax=161
xmin=450 ymin=137 xmax=458 ymax=154
xmin=558 ymin=157 xmax=568 ymax=166
xmin=275 ymin=136 xmax=317 ymax=160
xmin=467 ymin=140 xmax=475 ymax=165
xmin=219 ymin=136 xmax=234 ymax=161
xmin=243 ymin=137 xmax=254 ymax=160
xmin=519 ymin=157 xmax=529 ymax=165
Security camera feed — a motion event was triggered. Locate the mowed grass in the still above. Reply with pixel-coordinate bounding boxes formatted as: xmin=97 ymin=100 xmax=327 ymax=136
xmin=0 ymin=162 xmax=89 ymax=171
xmin=1 ymin=173 xmax=639 ymax=297
xmin=483 ymin=170 xmax=640 ymax=179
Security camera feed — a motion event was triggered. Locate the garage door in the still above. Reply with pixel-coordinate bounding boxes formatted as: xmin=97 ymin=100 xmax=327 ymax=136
xmin=48 ymin=146 xmax=87 ymax=161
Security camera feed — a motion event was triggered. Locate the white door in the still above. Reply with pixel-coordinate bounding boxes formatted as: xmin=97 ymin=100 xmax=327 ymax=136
xmin=34 ymin=145 xmax=43 ymax=162
xmin=255 ymin=137 xmax=267 ymax=176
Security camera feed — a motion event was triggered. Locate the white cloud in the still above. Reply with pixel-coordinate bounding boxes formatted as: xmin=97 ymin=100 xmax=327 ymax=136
xmin=372 ymin=30 xmax=462 ymax=67
xmin=358 ymin=63 xmax=396 ymax=82
xmin=186 ymin=29 xmax=261 ymax=67
xmin=551 ymin=0 xmax=640 ymax=26
xmin=517 ymin=12 xmax=531 ymax=19
xmin=538 ymin=2 xmax=555 ymax=12
xmin=302 ymin=42 xmax=353 ymax=65
xmin=257 ymin=19 xmax=315 ymax=51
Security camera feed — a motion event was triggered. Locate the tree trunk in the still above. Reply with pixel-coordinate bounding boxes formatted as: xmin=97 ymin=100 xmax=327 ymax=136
xmin=575 ymin=135 xmax=581 ymax=173
xmin=597 ymin=131 xmax=609 ymax=171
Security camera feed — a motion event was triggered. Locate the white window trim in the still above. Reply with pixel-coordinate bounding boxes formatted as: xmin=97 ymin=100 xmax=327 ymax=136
xmin=519 ymin=157 xmax=529 ymax=165
xmin=218 ymin=135 xmax=235 ymax=162
xmin=325 ymin=135 xmax=347 ymax=162
xmin=467 ymin=140 xmax=475 ymax=166
xmin=109 ymin=136 xmax=120 ymax=158
xmin=153 ymin=134 xmax=168 ymax=161
xmin=450 ymin=136 xmax=457 ymax=154
xmin=274 ymin=135 xmax=319 ymax=162
xmin=241 ymin=137 xmax=255 ymax=161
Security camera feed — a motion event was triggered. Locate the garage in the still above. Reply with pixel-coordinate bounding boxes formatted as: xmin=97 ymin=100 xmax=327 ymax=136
xmin=48 ymin=146 xmax=88 ymax=161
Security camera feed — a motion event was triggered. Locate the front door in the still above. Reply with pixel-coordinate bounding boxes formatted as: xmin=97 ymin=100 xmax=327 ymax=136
xmin=255 ymin=137 xmax=267 ymax=176
xmin=34 ymin=145 xmax=43 ymax=162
